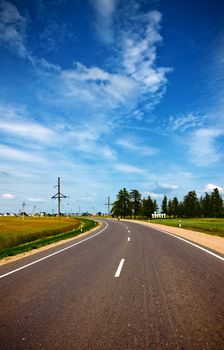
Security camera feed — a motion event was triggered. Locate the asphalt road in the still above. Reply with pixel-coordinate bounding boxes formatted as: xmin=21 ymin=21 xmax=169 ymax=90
xmin=0 ymin=219 xmax=223 ymax=349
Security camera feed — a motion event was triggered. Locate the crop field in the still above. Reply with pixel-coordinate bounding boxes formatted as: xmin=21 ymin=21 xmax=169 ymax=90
xmin=0 ymin=216 xmax=80 ymax=250
xmin=151 ymin=218 xmax=224 ymax=237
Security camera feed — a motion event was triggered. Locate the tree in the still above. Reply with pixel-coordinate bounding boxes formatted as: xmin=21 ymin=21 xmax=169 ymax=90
xmin=153 ymin=199 xmax=158 ymax=213
xmin=130 ymin=189 xmax=142 ymax=217
xmin=183 ymin=191 xmax=200 ymax=218
xmin=161 ymin=195 xmax=168 ymax=215
xmin=201 ymin=192 xmax=211 ymax=217
xmin=178 ymin=201 xmax=185 ymax=218
xmin=111 ymin=188 xmax=131 ymax=218
xmin=142 ymin=196 xmax=157 ymax=218
xmin=210 ymin=188 xmax=223 ymax=217
xmin=172 ymin=197 xmax=179 ymax=218
xmin=167 ymin=199 xmax=173 ymax=217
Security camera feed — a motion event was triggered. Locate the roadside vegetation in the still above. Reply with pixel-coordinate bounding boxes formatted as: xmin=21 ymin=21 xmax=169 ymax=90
xmin=111 ymin=188 xmax=224 ymax=237
xmin=150 ymin=218 xmax=224 ymax=237
xmin=0 ymin=217 xmax=97 ymax=259
xmin=111 ymin=187 xmax=224 ymax=219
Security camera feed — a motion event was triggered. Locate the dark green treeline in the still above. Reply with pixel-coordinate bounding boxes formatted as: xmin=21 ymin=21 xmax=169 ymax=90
xmin=111 ymin=188 xmax=224 ymax=218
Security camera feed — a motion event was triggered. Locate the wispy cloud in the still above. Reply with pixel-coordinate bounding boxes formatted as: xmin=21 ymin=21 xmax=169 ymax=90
xmin=0 ymin=144 xmax=45 ymax=163
xmin=0 ymin=120 xmax=55 ymax=143
xmin=27 ymin=197 xmax=45 ymax=203
xmin=187 ymin=128 xmax=224 ymax=166
xmin=0 ymin=0 xmax=32 ymax=61
xmin=60 ymin=62 xmax=136 ymax=105
xmin=147 ymin=181 xmax=179 ymax=197
xmin=155 ymin=182 xmax=178 ymax=190
xmin=116 ymin=137 xmax=159 ymax=156
xmin=0 ymin=2 xmax=171 ymax=145
xmin=1 ymin=193 xmax=15 ymax=199
xmin=91 ymin=0 xmax=118 ymax=44
xmin=168 ymin=112 xmax=203 ymax=132
xmin=46 ymin=117 xmax=111 ymax=159
xmin=121 ymin=10 xmax=171 ymax=95
xmin=90 ymin=2 xmax=171 ymax=115
xmin=113 ymin=162 xmax=144 ymax=174
xmin=203 ymin=30 xmax=224 ymax=116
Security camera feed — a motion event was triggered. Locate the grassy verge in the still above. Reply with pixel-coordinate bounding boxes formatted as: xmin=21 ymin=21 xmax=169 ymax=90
xmin=150 ymin=218 xmax=224 ymax=237
xmin=0 ymin=218 xmax=97 ymax=259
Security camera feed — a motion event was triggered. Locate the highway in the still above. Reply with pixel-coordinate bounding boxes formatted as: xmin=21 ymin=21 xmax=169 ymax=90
xmin=0 ymin=219 xmax=223 ymax=349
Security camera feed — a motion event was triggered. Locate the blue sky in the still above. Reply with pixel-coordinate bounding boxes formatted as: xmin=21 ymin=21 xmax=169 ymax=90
xmin=0 ymin=0 xmax=223 ymax=214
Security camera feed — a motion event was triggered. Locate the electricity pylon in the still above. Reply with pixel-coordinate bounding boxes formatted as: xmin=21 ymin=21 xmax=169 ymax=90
xmin=52 ymin=177 xmax=68 ymax=222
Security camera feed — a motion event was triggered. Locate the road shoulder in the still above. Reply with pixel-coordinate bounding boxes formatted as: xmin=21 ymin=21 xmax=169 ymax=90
xmin=125 ymin=220 xmax=224 ymax=255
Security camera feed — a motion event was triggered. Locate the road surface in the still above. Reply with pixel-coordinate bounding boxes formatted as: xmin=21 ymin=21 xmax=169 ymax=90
xmin=0 ymin=219 xmax=223 ymax=349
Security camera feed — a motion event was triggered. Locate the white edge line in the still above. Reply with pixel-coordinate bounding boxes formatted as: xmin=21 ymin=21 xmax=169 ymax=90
xmin=128 ymin=237 xmax=130 ymax=241
xmin=150 ymin=226 xmax=224 ymax=262
xmin=115 ymin=259 xmax=125 ymax=277
xmin=0 ymin=222 xmax=109 ymax=279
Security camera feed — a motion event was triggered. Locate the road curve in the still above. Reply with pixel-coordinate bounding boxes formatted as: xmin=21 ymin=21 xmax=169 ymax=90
xmin=0 ymin=219 xmax=223 ymax=349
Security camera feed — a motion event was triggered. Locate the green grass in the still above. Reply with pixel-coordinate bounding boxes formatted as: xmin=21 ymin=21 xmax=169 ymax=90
xmin=150 ymin=218 xmax=224 ymax=237
xmin=0 ymin=218 xmax=97 ymax=259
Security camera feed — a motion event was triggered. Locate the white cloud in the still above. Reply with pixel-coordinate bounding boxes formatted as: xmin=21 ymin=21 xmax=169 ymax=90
xmin=64 ymin=125 xmax=117 ymax=160
xmin=0 ymin=104 xmax=25 ymax=119
xmin=122 ymin=10 xmax=171 ymax=94
xmin=188 ymin=128 xmax=224 ymax=166
xmin=143 ymin=191 xmax=164 ymax=199
xmin=0 ymin=103 xmax=117 ymax=161
xmin=113 ymin=163 xmax=144 ymax=174
xmin=89 ymin=4 xmax=171 ymax=113
xmin=168 ymin=113 xmax=203 ymax=132
xmin=1 ymin=193 xmax=15 ymax=199
xmin=0 ymin=144 xmax=44 ymax=163
xmin=92 ymin=0 xmax=118 ymax=44
xmin=116 ymin=137 xmax=159 ymax=156
xmin=27 ymin=197 xmax=45 ymax=202
xmin=60 ymin=62 xmax=136 ymax=104
xmin=204 ymin=183 xmax=223 ymax=192
xmin=0 ymin=120 xmax=55 ymax=143
xmin=155 ymin=182 xmax=178 ymax=190
xmin=101 ymin=145 xmax=117 ymax=160
xmin=0 ymin=1 xmax=32 ymax=61
xmin=12 ymin=5 xmax=172 ymax=144
xmin=38 ymin=58 xmax=61 ymax=73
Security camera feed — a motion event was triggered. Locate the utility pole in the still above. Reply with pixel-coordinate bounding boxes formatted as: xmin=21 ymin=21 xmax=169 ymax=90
xmin=105 ymin=196 xmax=111 ymax=215
xmin=21 ymin=202 xmax=26 ymax=220
xmin=32 ymin=205 xmax=36 ymax=217
xmin=52 ymin=177 xmax=68 ymax=222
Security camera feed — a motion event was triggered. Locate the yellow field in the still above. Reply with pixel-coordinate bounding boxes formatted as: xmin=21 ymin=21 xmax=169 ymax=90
xmin=0 ymin=216 xmax=80 ymax=249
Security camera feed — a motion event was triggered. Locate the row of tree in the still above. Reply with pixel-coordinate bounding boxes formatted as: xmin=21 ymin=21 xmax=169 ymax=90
xmin=111 ymin=188 xmax=224 ymax=218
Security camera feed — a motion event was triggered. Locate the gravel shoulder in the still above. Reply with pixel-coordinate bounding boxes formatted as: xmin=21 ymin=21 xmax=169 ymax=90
xmin=126 ymin=220 xmax=224 ymax=255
